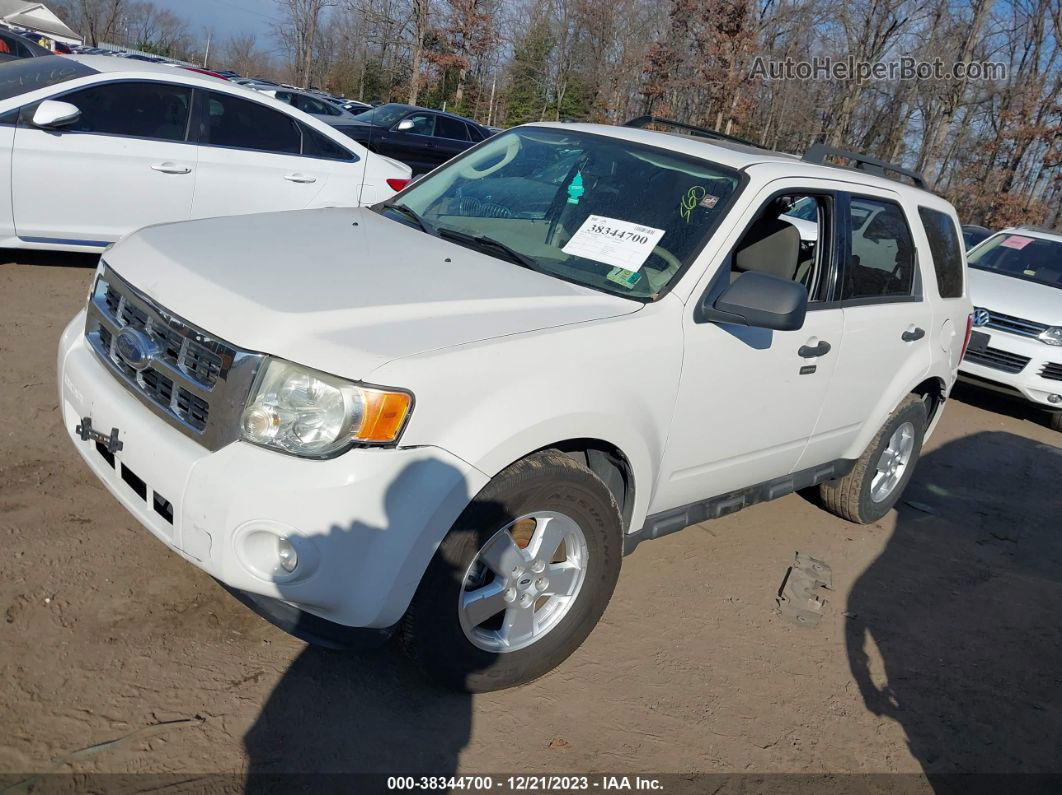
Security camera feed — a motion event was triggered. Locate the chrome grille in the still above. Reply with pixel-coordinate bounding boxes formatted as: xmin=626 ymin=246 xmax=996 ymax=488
xmin=963 ymin=345 xmax=1031 ymax=374
xmin=1042 ymin=361 xmax=1062 ymax=382
xmin=85 ymin=265 xmax=264 ymax=450
xmin=979 ymin=309 xmax=1050 ymax=339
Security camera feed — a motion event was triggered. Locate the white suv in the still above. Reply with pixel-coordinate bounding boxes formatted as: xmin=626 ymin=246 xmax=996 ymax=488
xmin=959 ymin=227 xmax=1062 ymax=431
xmin=58 ymin=120 xmax=972 ymax=690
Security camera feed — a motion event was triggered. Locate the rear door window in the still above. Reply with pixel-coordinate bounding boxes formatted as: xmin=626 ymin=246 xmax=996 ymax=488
xmin=300 ymin=123 xmax=355 ymax=161
xmin=918 ymin=206 xmax=964 ymax=298
xmin=843 ymin=197 xmax=917 ymax=301
xmin=435 ymin=116 xmax=469 ymax=141
xmin=201 ymin=91 xmax=301 ymax=155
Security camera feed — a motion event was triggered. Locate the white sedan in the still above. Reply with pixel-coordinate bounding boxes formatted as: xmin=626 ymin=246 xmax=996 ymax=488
xmin=0 ymin=55 xmax=411 ymax=253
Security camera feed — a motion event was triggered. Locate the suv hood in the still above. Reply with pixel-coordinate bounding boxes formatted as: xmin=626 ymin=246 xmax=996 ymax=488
xmin=105 ymin=207 xmax=639 ymax=380
xmin=968 ymin=267 xmax=1062 ymax=326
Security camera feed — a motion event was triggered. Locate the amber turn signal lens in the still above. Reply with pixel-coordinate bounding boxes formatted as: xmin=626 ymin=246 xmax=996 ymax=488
xmin=355 ymin=389 xmax=412 ymax=443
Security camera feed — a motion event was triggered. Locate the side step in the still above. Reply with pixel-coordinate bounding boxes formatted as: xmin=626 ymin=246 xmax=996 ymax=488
xmin=623 ymin=458 xmax=855 ymax=555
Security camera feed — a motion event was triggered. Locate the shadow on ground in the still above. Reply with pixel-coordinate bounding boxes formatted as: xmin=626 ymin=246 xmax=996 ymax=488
xmin=0 ymin=248 xmax=100 ymax=269
xmin=847 ymin=431 xmax=1062 ymax=788
xmin=950 ymin=381 xmax=1054 ymax=430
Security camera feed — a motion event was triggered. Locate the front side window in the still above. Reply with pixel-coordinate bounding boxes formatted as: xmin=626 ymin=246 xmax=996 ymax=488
xmin=844 ymin=197 xmax=916 ymax=300
xmin=59 ymin=81 xmax=192 ymax=142
xmin=402 ymin=113 xmax=435 ymax=136
xmin=201 ymin=91 xmax=301 ymax=155
xmin=967 ymin=233 xmax=1062 ymax=289
xmin=387 ymin=127 xmax=742 ymax=299
xmin=918 ymin=206 xmax=964 ymax=298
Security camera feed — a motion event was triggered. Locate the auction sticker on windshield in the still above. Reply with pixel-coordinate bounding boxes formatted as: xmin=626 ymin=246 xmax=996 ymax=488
xmin=562 ymin=215 xmax=665 ymax=271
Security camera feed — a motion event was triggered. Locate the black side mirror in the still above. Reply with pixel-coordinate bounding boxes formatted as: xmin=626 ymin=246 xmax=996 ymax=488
xmin=696 ymin=271 xmax=808 ymax=331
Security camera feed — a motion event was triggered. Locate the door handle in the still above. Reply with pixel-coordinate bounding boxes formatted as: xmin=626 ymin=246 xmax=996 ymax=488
xmin=901 ymin=326 xmax=926 ymax=342
xmin=798 ymin=340 xmax=832 ymax=358
xmin=284 ymin=173 xmax=317 ymax=183
xmin=151 ymin=162 xmax=191 ymax=174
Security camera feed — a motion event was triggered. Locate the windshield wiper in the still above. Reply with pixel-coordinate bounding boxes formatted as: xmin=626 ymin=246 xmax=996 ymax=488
xmin=437 ymin=227 xmax=540 ymax=271
xmin=381 ymin=202 xmax=438 ymax=236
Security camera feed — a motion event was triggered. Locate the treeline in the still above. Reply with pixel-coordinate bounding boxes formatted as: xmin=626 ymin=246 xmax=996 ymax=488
xmin=58 ymin=0 xmax=1061 ymax=228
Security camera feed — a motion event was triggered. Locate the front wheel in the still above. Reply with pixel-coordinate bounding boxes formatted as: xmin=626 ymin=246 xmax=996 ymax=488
xmin=820 ymin=394 xmax=928 ymax=524
xmin=1047 ymin=411 xmax=1062 ymax=433
xmin=402 ymin=450 xmax=623 ymax=692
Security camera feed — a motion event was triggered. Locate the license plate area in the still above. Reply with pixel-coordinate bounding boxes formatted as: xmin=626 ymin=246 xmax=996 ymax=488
xmin=967 ymin=330 xmax=990 ymax=353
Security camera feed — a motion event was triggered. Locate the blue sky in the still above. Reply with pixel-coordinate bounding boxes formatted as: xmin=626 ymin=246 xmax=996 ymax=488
xmin=150 ymin=0 xmax=284 ymax=52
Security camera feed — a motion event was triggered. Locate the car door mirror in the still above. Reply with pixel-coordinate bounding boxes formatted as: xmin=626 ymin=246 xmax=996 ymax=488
xmin=696 ymin=271 xmax=808 ymax=331
xmin=395 ymin=118 xmax=415 ymax=131
xmin=32 ymin=100 xmax=81 ymax=129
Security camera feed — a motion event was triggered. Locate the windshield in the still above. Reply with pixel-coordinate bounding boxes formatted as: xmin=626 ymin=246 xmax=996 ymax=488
xmin=350 ymin=103 xmax=409 ymax=127
xmin=967 ymin=233 xmax=1062 ymax=290
xmin=388 ymin=127 xmax=742 ymax=298
xmin=0 ymin=56 xmax=96 ymax=102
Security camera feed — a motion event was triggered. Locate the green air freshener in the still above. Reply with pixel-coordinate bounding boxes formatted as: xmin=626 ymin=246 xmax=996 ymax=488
xmin=567 ymin=171 xmax=584 ymax=204
xmin=606 ymin=266 xmax=642 ymax=289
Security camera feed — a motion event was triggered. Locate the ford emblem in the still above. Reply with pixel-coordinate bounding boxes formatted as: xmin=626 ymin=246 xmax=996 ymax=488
xmin=114 ymin=328 xmax=158 ymax=371
xmin=972 ymin=307 xmax=990 ymax=327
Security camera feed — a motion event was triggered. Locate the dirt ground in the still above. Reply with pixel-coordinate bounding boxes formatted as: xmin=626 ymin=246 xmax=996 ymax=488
xmin=1 ymin=254 xmax=1060 ymax=788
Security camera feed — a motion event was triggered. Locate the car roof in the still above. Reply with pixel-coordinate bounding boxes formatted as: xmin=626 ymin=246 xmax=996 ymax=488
xmin=373 ymin=102 xmax=484 ymax=128
xmin=65 ymin=54 xmax=230 ymax=83
xmin=1000 ymin=226 xmax=1062 ymax=243
xmin=525 ymin=121 xmax=944 ymax=200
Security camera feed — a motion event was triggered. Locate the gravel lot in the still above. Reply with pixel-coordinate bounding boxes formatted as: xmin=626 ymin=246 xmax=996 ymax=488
xmin=1 ymin=254 xmax=1060 ymax=787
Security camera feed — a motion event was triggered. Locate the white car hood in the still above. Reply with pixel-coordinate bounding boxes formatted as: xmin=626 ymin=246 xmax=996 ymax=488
xmin=967 ymin=267 xmax=1062 ymax=326
xmin=105 ymin=207 xmax=639 ymax=380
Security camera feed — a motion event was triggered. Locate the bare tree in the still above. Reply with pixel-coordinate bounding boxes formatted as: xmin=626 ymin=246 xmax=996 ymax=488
xmin=275 ymin=0 xmax=339 ymax=86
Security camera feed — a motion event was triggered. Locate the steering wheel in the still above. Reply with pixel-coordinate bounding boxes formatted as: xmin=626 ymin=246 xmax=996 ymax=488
xmin=457 ymin=134 xmax=520 ymax=178
xmin=642 ymin=245 xmax=682 ymax=292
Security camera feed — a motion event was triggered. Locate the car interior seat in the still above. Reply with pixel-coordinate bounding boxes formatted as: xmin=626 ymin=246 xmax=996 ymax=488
xmin=732 ymin=216 xmax=801 ymax=281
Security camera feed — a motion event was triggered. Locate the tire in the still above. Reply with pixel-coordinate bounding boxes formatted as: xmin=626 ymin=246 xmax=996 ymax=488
xmin=402 ymin=449 xmax=623 ymax=692
xmin=819 ymin=394 xmax=928 ymax=524
xmin=1048 ymin=411 xmax=1062 ymax=433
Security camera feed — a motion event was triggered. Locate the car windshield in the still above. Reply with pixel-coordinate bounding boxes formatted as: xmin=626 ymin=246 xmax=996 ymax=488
xmin=350 ymin=103 xmax=409 ymax=127
xmin=967 ymin=233 xmax=1062 ymax=290
xmin=387 ymin=127 xmax=742 ymax=299
xmin=0 ymin=56 xmax=96 ymax=101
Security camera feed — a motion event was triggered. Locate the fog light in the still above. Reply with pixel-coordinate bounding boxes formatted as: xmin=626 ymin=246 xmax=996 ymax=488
xmin=277 ymin=537 xmax=298 ymax=573
xmin=1048 ymin=394 xmax=1061 ymax=404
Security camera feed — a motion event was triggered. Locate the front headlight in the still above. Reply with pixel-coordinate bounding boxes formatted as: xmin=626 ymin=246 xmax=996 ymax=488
xmin=1038 ymin=327 xmax=1062 ymax=346
xmin=240 ymin=358 xmax=412 ymax=457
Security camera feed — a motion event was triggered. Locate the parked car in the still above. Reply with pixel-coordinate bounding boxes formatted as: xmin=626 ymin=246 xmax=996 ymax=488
xmin=322 ymin=95 xmax=371 ymax=114
xmin=0 ymin=28 xmax=51 ymax=61
xmin=958 ymin=227 xmax=1062 ymax=431
xmin=0 ymin=55 xmax=409 ymax=253
xmin=961 ymin=223 xmax=992 ymax=250
xmin=338 ymin=102 xmax=492 ymax=173
xmin=58 ymin=119 xmax=970 ymax=691
xmin=259 ymin=86 xmax=361 ymax=126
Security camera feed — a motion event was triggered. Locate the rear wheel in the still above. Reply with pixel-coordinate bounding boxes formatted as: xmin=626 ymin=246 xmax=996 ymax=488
xmin=820 ymin=394 xmax=927 ymax=524
xmin=402 ymin=450 xmax=623 ymax=691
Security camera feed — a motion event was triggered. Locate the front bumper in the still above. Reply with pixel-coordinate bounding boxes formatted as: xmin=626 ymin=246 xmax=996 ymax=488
xmin=958 ymin=327 xmax=1062 ymax=409
xmin=59 ymin=311 xmax=489 ymax=628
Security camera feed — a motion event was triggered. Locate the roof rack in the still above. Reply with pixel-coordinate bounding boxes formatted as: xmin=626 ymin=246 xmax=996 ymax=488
xmin=623 ymin=116 xmax=763 ymax=149
xmin=802 ymin=144 xmax=928 ymax=190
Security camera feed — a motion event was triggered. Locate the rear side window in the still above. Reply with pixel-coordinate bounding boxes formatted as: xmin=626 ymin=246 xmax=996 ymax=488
xmin=59 ymin=81 xmax=192 ymax=142
xmin=435 ymin=116 xmax=468 ymax=141
xmin=467 ymin=124 xmax=485 ymax=142
xmin=300 ymin=123 xmax=355 ymax=161
xmin=201 ymin=91 xmax=301 ymax=154
xmin=844 ymin=197 xmax=916 ymax=301
xmin=918 ymin=206 xmax=964 ymax=298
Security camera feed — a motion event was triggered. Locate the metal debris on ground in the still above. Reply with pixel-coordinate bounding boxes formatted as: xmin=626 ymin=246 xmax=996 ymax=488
xmin=776 ymin=552 xmax=832 ymax=628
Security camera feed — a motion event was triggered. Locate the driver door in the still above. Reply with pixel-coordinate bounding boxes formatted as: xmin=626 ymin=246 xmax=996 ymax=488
xmin=12 ymin=80 xmax=197 ymax=246
xmin=651 ymin=179 xmax=847 ymax=514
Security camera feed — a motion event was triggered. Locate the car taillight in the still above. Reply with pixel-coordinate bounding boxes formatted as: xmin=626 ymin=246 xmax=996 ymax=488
xmin=959 ymin=312 xmax=974 ymax=359
xmin=386 ymin=178 xmax=410 ymax=192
